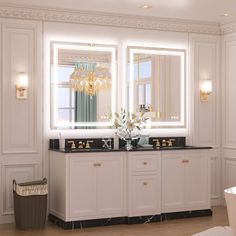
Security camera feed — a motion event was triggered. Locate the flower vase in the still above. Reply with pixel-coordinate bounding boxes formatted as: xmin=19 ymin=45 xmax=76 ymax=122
xmin=125 ymin=139 xmax=133 ymax=151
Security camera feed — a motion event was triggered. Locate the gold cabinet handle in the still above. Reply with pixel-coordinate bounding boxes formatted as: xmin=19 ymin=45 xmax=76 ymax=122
xmin=182 ymin=160 xmax=189 ymax=163
xmin=143 ymin=182 xmax=148 ymax=186
xmin=143 ymin=161 xmax=148 ymax=165
xmin=94 ymin=163 xmax=102 ymax=167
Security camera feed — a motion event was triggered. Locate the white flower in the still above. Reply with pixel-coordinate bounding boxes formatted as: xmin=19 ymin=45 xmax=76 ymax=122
xmin=114 ymin=109 xmax=147 ymax=140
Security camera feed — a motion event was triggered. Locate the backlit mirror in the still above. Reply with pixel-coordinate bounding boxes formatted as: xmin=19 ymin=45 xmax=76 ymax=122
xmin=50 ymin=42 xmax=117 ymax=129
xmin=128 ymin=46 xmax=186 ymax=127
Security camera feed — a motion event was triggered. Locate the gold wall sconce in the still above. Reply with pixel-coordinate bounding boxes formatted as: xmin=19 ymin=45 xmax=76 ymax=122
xmin=200 ymin=79 xmax=212 ymax=102
xmin=16 ymin=72 xmax=28 ymax=99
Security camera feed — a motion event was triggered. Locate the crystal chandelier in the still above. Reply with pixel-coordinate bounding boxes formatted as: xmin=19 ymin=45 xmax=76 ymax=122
xmin=70 ymin=62 xmax=111 ymax=96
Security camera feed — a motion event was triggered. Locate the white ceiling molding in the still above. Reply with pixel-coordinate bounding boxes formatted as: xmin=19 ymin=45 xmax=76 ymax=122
xmin=0 ymin=3 xmax=221 ymax=35
xmin=221 ymin=22 xmax=236 ymax=35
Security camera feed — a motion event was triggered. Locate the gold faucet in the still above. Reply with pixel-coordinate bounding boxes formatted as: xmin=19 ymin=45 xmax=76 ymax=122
xmin=85 ymin=140 xmax=94 ymax=149
xmin=153 ymin=139 xmax=161 ymax=148
xmin=167 ymin=138 xmax=176 ymax=147
xmin=162 ymin=139 xmax=167 ymax=147
xmin=78 ymin=141 xmax=85 ymax=149
xmin=68 ymin=141 xmax=76 ymax=149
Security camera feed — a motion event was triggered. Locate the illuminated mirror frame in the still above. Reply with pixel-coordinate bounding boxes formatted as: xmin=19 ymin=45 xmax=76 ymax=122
xmin=128 ymin=46 xmax=186 ymax=128
xmin=50 ymin=41 xmax=117 ymax=129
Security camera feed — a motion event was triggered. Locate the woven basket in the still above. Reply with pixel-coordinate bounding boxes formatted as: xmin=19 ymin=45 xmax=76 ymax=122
xmin=13 ymin=178 xmax=48 ymax=230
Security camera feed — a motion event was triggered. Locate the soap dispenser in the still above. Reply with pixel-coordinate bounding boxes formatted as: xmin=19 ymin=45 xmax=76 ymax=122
xmin=59 ymin=132 xmax=65 ymax=150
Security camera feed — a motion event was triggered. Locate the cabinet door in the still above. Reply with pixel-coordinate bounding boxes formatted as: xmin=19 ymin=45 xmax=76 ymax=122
xmin=96 ymin=153 xmax=125 ymax=217
xmin=185 ymin=152 xmax=210 ymax=210
xmin=69 ymin=156 xmax=97 ymax=218
xmin=130 ymin=174 xmax=160 ymax=216
xmin=162 ymin=152 xmax=185 ymax=212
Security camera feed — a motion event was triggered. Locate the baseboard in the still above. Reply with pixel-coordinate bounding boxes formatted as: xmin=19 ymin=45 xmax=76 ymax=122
xmin=211 ymin=198 xmax=221 ymax=206
xmin=0 ymin=215 xmax=14 ymax=224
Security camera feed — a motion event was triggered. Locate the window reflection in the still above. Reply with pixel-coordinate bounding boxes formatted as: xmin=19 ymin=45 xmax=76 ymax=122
xmin=128 ymin=47 xmax=186 ymax=127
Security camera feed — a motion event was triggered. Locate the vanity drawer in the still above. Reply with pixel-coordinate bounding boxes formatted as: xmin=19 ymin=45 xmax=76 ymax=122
xmin=129 ymin=152 xmax=160 ymax=172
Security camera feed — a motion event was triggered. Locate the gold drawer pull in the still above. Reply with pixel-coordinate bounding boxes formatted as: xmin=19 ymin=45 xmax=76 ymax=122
xmin=143 ymin=161 xmax=148 ymax=165
xmin=182 ymin=160 xmax=189 ymax=163
xmin=143 ymin=182 xmax=148 ymax=186
xmin=94 ymin=163 xmax=102 ymax=167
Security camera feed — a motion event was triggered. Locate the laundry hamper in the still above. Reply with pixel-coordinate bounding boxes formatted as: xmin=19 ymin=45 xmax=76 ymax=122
xmin=13 ymin=178 xmax=48 ymax=229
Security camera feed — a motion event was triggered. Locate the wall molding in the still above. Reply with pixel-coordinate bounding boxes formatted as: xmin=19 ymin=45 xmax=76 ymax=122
xmin=222 ymin=158 xmax=236 ymax=191
xmin=0 ymin=3 xmax=221 ymax=35
xmin=189 ymin=34 xmax=220 ymax=147
xmin=221 ymin=22 xmax=236 ymax=35
xmin=222 ymin=37 xmax=236 ymax=147
xmin=1 ymin=163 xmax=40 ymax=215
xmin=1 ymin=20 xmax=43 ymax=155
xmin=210 ymin=156 xmax=221 ymax=206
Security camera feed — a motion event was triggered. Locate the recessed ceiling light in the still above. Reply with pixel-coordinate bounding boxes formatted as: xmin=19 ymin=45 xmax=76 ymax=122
xmin=140 ymin=4 xmax=153 ymax=9
xmin=222 ymin=13 xmax=230 ymax=17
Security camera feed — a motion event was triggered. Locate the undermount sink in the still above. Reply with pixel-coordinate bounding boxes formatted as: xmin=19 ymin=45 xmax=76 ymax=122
xmin=158 ymin=145 xmax=210 ymax=150
xmin=68 ymin=148 xmax=105 ymax=152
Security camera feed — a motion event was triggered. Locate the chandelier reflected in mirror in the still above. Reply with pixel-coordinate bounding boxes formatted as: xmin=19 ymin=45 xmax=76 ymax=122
xmin=70 ymin=62 xmax=112 ymax=96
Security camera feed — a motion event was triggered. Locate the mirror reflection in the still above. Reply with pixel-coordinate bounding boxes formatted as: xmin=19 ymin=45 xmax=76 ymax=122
xmin=128 ymin=47 xmax=185 ymax=127
xmin=50 ymin=42 xmax=117 ymax=129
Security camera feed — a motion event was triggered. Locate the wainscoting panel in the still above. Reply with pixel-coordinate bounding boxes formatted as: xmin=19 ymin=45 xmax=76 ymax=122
xmin=223 ymin=157 xmax=236 ymax=190
xmin=189 ymin=34 xmax=221 ymax=205
xmin=222 ymin=34 xmax=236 ymax=148
xmin=190 ymin=35 xmax=220 ymax=147
xmin=1 ymin=20 xmax=42 ymax=154
xmin=0 ymin=18 xmax=43 ymax=224
xmin=2 ymin=163 xmax=40 ymax=215
xmin=221 ymin=33 xmax=236 ymax=204
xmin=211 ymin=156 xmax=221 ymax=205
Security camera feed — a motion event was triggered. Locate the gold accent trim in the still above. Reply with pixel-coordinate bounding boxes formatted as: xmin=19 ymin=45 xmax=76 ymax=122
xmin=182 ymin=160 xmax=189 ymax=163
xmin=94 ymin=162 xmax=102 ymax=167
xmin=200 ymin=91 xmax=211 ymax=102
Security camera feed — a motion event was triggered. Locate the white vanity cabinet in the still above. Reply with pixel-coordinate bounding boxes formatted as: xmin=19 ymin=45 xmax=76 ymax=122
xmin=49 ymin=148 xmax=211 ymax=226
xmin=161 ymin=150 xmax=210 ymax=213
xmin=127 ymin=152 xmax=161 ymax=217
xmin=50 ymin=151 xmax=126 ymax=221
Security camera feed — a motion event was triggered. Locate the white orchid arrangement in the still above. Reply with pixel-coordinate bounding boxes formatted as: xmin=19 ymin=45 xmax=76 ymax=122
xmin=114 ymin=108 xmax=147 ymax=140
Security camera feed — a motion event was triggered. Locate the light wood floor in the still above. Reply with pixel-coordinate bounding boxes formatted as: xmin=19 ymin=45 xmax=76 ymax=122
xmin=0 ymin=207 xmax=228 ymax=236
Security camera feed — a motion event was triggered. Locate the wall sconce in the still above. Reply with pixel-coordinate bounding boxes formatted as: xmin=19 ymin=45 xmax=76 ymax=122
xmin=16 ymin=72 xmax=28 ymax=99
xmin=200 ymin=79 xmax=212 ymax=102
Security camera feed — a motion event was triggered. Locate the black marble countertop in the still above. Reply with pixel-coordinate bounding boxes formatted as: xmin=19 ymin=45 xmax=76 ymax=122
xmin=49 ymin=145 xmax=212 ymax=153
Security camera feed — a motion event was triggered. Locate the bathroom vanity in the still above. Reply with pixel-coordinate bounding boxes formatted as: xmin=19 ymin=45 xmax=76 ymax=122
xmin=49 ymin=141 xmax=212 ymax=229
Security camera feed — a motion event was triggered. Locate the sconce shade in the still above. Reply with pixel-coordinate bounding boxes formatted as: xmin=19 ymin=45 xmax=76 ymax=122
xmin=18 ymin=72 xmax=28 ymax=87
xmin=200 ymin=80 xmax=212 ymax=93
xmin=200 ymin=79 xmax=212 ymax=102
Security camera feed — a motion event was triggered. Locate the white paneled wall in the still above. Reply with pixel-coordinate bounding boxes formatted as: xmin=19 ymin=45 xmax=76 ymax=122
xmin=189 ymin=34 xmax=221 ymax=205
xmin=0 ymin=13 xmax=235 ymax=224
xmin=222 ymin=33 xmax=236 ymax=199
xmin=0 ymin=18 xmax=43 ymax=224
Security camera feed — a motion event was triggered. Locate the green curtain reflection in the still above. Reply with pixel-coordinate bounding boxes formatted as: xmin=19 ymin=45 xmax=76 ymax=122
xmin=75 ymin=91 xmax=97 ymax=123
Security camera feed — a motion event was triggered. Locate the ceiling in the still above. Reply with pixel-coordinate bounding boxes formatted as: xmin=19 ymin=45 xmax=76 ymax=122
xmin=0 ymin=0 xmax=236 ymax=24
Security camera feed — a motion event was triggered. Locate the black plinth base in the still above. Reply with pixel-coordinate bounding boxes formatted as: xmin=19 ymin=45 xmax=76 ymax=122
xmin=161 ymin=209 xmax=213 ymax=221
xmin=49 ymin=209 xmax=212 ymax=230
